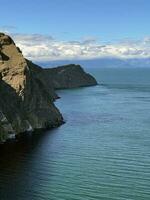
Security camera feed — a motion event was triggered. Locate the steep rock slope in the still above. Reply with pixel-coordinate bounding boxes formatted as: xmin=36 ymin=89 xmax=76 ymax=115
xmin=26 ymin=61 xmax=97 ymax=90
xmin=0 ymin=33 xmax=63 ymax=142
xmin=0 ymin=33 xmax=97 ymax=142
xmin=43 ymin=64 xmax=97 ymax=89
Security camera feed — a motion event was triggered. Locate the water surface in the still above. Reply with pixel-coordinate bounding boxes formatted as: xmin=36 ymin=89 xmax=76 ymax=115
xmin=0 ymin=67 xmax=150 ymax=200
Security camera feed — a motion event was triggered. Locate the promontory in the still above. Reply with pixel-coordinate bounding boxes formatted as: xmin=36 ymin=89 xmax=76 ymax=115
xmin=0 ymin=33 xmax=97 ymax=142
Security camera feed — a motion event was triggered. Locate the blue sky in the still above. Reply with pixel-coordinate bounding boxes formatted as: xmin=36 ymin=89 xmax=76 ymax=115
xmin=1 ymin=0 xmax=150 ymax=61
xmin=1 ymin=0 xmax=150 ymax=42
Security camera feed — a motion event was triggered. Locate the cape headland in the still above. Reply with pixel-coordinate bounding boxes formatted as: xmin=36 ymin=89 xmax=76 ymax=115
xmin=0 ymin=33 xmax=97 ymax=142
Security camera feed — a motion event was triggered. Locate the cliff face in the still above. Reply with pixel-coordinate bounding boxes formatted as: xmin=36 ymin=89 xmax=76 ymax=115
xmin=0 ymin=33 xmax=97 ymax=142
xmin=43 ymin=64 xmax=97 ymax=89
xmin=0 ymin=33 xmax=63 ymax=142
xmin=26 ymin=61 xmax=97 ymax=91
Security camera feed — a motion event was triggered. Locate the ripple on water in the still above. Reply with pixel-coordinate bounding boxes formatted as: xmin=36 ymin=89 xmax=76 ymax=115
xmin=1 ymin=68 xmax=150 ymax=200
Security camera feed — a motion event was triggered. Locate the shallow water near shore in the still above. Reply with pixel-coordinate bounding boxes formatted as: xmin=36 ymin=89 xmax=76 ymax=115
xmin=0 ymin=67 xmax=150 ymax=200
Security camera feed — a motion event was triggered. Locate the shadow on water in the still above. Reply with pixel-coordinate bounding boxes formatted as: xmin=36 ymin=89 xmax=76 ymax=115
xmin=0 ymin=127 xmax=65 ymax=200
xmin=0 ymin=128 xmax=59 ymax=157
xmin=0 ymin=127 xmax=63 ymax=173
xmin=1 ymin=67 xmax=150 ymax=200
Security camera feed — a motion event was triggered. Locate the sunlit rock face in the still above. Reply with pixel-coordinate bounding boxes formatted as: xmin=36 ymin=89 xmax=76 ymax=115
xmin=0 ymin=33 xmax=63 ymax=142
xmin=0 ymin=33 xmax=97 ymax=142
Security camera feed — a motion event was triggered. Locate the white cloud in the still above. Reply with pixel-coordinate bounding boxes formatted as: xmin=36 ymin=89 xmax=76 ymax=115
xmin=7 ymin=33 xmax=150 ymax=61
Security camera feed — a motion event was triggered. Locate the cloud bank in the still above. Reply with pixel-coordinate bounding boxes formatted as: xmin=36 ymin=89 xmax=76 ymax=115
xmin=7 ymin=33 xmax=150 ymax=61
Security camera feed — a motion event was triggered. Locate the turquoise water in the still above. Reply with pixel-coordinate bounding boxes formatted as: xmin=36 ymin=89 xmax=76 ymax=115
xmin=0 ymin=67 xmax=150 ymax=200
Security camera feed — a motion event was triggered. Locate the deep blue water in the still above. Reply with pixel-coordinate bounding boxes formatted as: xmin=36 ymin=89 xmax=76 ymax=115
xmin=0 ymin=67 xmax=150 ymax=200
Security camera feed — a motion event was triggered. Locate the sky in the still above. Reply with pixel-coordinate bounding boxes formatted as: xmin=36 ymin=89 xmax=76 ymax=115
xmin=1 ymin=0 xmax=150 ymax=61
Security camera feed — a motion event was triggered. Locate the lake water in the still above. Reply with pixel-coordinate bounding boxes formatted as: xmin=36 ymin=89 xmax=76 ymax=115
xmin=0 ymin=67 xmax=150 ymax=200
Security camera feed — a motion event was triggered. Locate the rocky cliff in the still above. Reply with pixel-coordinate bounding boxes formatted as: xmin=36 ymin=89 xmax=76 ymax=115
xmin=26 ymin=60 xmax=97 ymax=91
xmin=43 ymin=64 xmax=97 ymax=89
xmin=0 ymin=33 xmax=97 ymax=142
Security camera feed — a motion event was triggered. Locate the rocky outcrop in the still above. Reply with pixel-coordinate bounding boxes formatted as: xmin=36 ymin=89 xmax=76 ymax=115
xmin=26 ymin=60 xmax=97 ymax=92
xmin=0 ymin=33 xmax=63 ymax=142
xmin=42 ymin=64 xmax=97 ymax=89
xmin=0 ymin=33 xmax=97 ymax=143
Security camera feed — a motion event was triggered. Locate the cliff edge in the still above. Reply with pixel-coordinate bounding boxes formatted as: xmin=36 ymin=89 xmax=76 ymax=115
xmin=0 ymin=33 xmax=97 ymax=142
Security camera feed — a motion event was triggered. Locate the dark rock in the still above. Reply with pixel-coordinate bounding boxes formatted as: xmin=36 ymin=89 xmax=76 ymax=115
xmin=26 ymin=61 xmax=97 ymax=90
xmin=0 ymin=34 xmax=63 ymax=142
xmin=0 ymin=51 xmax=9 ymax=61
xmin=44 ymin=64 xmax=97 ymax=89
xmin=0 ymin=34 xmax=13 ymax=45
xmin=0 ymin=33 xmax=97 ymax=142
